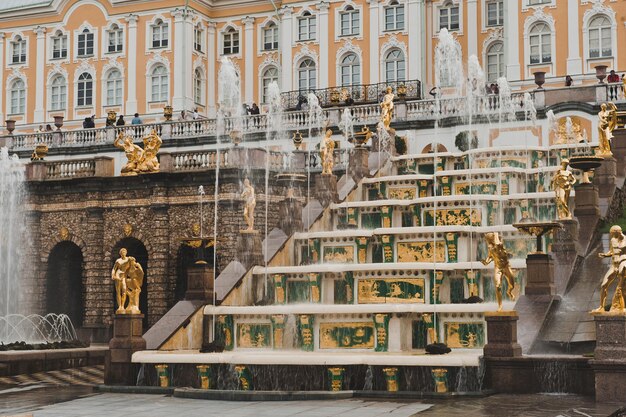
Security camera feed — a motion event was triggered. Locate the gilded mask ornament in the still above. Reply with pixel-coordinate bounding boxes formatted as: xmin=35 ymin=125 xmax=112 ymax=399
xmin=123 ymin=224 xmax=133 ymax=237
xmin=59 ymin=227 xmax=71 ymax=241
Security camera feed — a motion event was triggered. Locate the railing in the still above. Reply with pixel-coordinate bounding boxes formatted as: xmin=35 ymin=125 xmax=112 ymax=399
xmin=280 ymin=79 xmax=422 ymax=110
xmin=172 ymin=149 xmax=229 ymax=171
xmin=406 ymin=92 xmax=530 ymax=120
xmin=45 ymin=159 xmax=96 ymax=179
xmin=607 ymin=82 xmax=625 ymax=101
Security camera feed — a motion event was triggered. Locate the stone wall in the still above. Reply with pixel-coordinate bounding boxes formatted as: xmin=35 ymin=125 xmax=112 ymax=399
xmin=25 ymin=168 xmax=288 ymax=335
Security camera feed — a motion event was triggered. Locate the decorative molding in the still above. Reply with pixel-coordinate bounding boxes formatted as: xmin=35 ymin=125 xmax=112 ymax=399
xmin=193 ymin=56 xmax=207 ymax=74
xmin=6 ymin=67 xmax=26 ymax=89
xmin=242 ymin=16 xmax=255 ymax=27
xmin=103 ymin=57 xmax=125 ymax=77
xmin=146 ymin=53 xmax=170 ymax=74
xmin=293 ymin=44 xmax=319 ymax=70
xmin=73 ymin=60 xmax=95 ymax=80
xmin=34 ymin=26 xmax=46 ymax=37
xmin=259 ymin=54 xmax=280 ymax=74
xmin=336 ymin=39 xmax=362 ymax=62
xmin=380 ymin=35 xmax=408 ymax=59
xmin=279 ymin=5 xmax=294 ymax=17
xmin=316 ymin=1 xmax=330 ymax=12
xmin=523 ymin=7 xmax=555 ymax=34
xmin=47 ymin=63 xmax=68 ymax=83
xmin=481 ymin=27 xmax=503 ymax=52
xmin=125 ymin=13 xmax=138 ymax=25
xmin=582 ymin=0 xmax=615 ymax=26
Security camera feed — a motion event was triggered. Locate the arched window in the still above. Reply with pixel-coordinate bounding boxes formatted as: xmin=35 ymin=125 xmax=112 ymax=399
xmin=340 ymin=5 xmax=360 ymax=36
xmin=77 ymin=28 xmax=94 ymax=57
xmin=77 ymin=73 xmax=93 ymax=106
xmin=11 ymin=36 xmax=26 ymax=64
xmin=439 ymin=1 xmax=459 ymax=31
xmin=298 ymin=59 xmax=316 ymax=91
xmin=529 ymin=22 xmax=551 ymax=64
xmin=340 ymin=53 xmax=360 ymax=86
xmin=261 ymin=66 xmax=279 ymax=103
xmin=384 ymin=1 xmax=405 ymax=31
xmin=50 ymin=75 xmax=67 ymax=110
xmin=384 ymin=49 xmax=405 ymax=82
xmin=10 ymin=79 xmax=25 ymax=114
xmin=52 ymin=30 xmax=67 ymax=59
xmin=263 ymin=22 xmax=279 ymax=51
xmin=107 ymin=23 xmax=123 ymax=53
xmin=486 ymin=42 xmax=504 ymax=82
xmin=151 ymin=19 xmax=169 ymax=48
xmin=106 ymin=69 xmax=123 ymax=106
xmin=194 ymin=68 xmax=204 ymax=104
xmin=223 ymin=27 xmax=239 ymax=55
xmin=298 ymin=11 xmax=316 ymax=41
xmin=151 ymin=65 xmax=168 ymax=102
xmin=589 ymin=15 xmax=612 ymax=58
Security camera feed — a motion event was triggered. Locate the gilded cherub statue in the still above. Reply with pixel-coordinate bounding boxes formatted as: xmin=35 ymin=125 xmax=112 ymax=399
xmin=380 ymin=87 xmax=395 ymax=130
xmin=592 ymin=225 xmax=626 ymax=313
xmin=138 ymin=129 xmax=162 ymax=173
xmin=320 ymin=129 xmax=335 ymax=175
xmin=114 ymin=130 xmax=163 ymax=175
xmin=241 ymin=178 xmax=256 ymax=232
xmin=551 ymin=159 xmax=576 ymax=220
xmin=111 ymin=248 xmax=144 ymax=314
xmin=481 ymin=232 xmax=516 ymax=311
xmin=596 ymin=102 xmax=618 ymax=157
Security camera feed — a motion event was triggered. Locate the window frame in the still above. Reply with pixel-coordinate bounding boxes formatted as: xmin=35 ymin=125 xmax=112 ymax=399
xmin=107 ymin=24 xmax=124 ymax=54
xmin=194 ymin=25 xmax=204 ymax=53
xmin=439 ymin=2 xmax=460 ymax=31
xmin=486 ymin=42 xmax=504 ymax=82
xmin=76 ymin=72 xmax=94 ymax=107
xmin=588 ymin=15 xmax=612 ymax=59
xmin=261 ymin=66 xmax=279 ymax=104
xmin=529 ymin=22 xmax=551 ymax=64
xmin=384 ymin=2 xmax=405 ymax=32
xmin=340 ymin=6 xmax=360 ymax=37
xmin=9 ymin=79 xmax=25 ymax=115
xmin=486 ymin=1 xmax=503 ymax=27
xmin=11 ymin=37 xmax=26 ymax=64
xmin=339 ymin=53 xmax=361 ymax=86
xmin=150 ymin=65 xmax=169 ymax=103
xmin=151 ymin=19 xmax=169 ymax=49
xmin=105 ymin=69 xmax=123 ymax=106
xmin=77 ymin=28 xmax=95 ymax=58
xmin=298 ymin=12 xmax=317 ymax=42
xmin=194 ymin=68 xmax=204 ymax=105
xmin=262 ymin=22 xmax=279 ymax=51
xmin=383 ymin=48 xmax=406 ymax=83
xmin=222 ymin=27 xmax=240 ymax=55
xmin=298 ymin=58 xmax=317 ymax=92
xmin=51 ymin=32 xmax=68 ymax=60
xmin=50 ymin=75 xmax=67 ymax=111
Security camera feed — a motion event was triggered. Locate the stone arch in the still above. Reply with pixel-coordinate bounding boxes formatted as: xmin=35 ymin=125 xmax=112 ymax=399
xmin=46 ymin=241 xmax=84 ymax=327
xmin=421 ymin=143 xmax=448 ymax=153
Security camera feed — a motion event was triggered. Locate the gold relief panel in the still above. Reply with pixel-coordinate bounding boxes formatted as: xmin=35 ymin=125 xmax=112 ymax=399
xmin=358 ymin=278 xmax=425 ymax=303
xmin=397 ymin=241 xmax=446 ymax=263
xmin=323 ymin=246 xmax=355 ymax=263
xmin=320 ymin=322 xmax=375 ymax=349
xmin=443 ymin=322 xmax=485 ymax=349
xmin=237 ymin=323 xmax=272 ymax=348
xmin=388 ymin=187 xmax=416 ymax=200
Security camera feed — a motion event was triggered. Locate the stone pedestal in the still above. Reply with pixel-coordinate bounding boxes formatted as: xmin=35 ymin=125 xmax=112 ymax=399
xmin=595 ymin=156 xmax=616 ymax=198
xmin=483 ymin=311 xmax=522 ymax=358
xmin=524 ymin=253 xmax=555 ymax=296
xmin=185 ymin=264 xmax=214 ymax=302
xmin=552 ymin=219 xmax=579 ymax=264
xmin=348 ymin=146 xmax=370 ymax=183
xmin=104 ymin=314 xmax=146 ymax=385
xmin=612 ymin=129 xmax=626 ymax=177
xmin=278 ymin=197 xmax=303 ymax=235
xmin=228 ymin=147 xmax=266 ymax=169
xmin=25 ymin=161 xmax=47 ymax=181
xmin=315 ymin=174 xmax=339 ymax=207
xmin=574 ymin=183 xmax=600 ymax=244
xmin=235 ymin=230 xmax=263 ymax=268
xmin=590 ymin=314 xmax=626 ymax=402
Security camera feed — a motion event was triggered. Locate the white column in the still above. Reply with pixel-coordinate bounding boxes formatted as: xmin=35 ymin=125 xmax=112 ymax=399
xmin=0 ymin=33 xmax=5 ymax=124
xmin=368 ymin=0 xmax=380 ymax=84
xmin=407 ymin=0 xmax=424 ymax=81
xmin=33 ymin=26 xmax=46 ymax=123
xmin=467 ymin=0 xmax=478 ymax=58
xmin=172 ymin=8 xmax=194 ymax=111
xmin=279 ymin=6 xmax=294 ymax=90
xmin=207 ymin=22 xmax=217 ymax=117
xmin=317 ymin=2 xmax=329 ymax=88
xmin=566 ymin=0 xmax=582 ymax=75
xmin=503 ymin=0 xmax=520 ymax=80
xmin=125 ymin=14 xmax=138 ymax=115
xmin=243 ymin=16 xmax=254 ymax=104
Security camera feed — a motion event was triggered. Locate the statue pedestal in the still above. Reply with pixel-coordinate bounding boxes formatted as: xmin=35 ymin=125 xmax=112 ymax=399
xmin=483 ymin=311 xmax=522 ymax=358
xmin=552 ymin=219 xmax=580 ymax=293
xmin=573 ymin=183 xmax=600 ymax=244
xmin=315 ymin=174 xmax=339 ymax=207
xmin=236 ymin=230 xmax=263 ymax=269
xmin=278 ymin=197 xmax=303 ymax=235
xmin=185 ymin=263 xmax=214 ymax=302
xmin=590 ymin=314 xmax=626 ymax=402
xmin=348 ymin=146 xmax=370 ymax=183
xmin=524 ymin=253 xmax=555 ymax=296
xmin=595 ymin=156 xmax=617 ymax=198
xmin=104 ymin=314 xmax=146 ymax=385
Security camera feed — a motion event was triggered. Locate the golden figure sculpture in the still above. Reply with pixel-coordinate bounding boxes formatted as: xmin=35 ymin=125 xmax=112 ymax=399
xmin=111 ymin=248 xmax=145 ymax=314
xmin=380 ymin=87 xmax=395 ymax=130
xmin=551 ymin=159 xmax=577 ymax=220
xmin=596 ymin=102 xmax=618 ymax=157
xmin=114 ymin=130 xmax=163 ymax=175
xmin=481 ymin=232 xmax=516 ymax=311
xmin=593 ymin=225 xmax=626 ymax=313
xmin=320 ymin=129 xmax=335 ymax=175
xmin=241 ymin=178 xmax=256 ymax=231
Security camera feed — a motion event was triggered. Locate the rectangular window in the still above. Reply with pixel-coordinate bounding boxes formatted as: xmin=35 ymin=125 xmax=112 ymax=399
xmin=340 ymin=10 xmax=360 ymax=36
xmin=78 ymin=82 xmax=93 ymax=106
xmin=223 ymin=31 xmax=239 ymax=55
xmin=263 ymin=26 xmax=278 ymax=50
xmin=51 ymin=85 xmax=66 ymax=110
xmin=486 ymin=1 xmax=503 ymax=26
xmin=385 ymin=5 xmax=405 ymax=31
xmin=152 ymin=24 xmax=169 ymax=48
xmin=11 ymin=41 xmax=26 ymax=64
xmin=77 ymin=32 xmax=94 ymax=57
xmin=194 ymin=27 xmax=203 ymax=52
xmin=52 ymin=36 xmax=67 ymax=59
xmin=107 ymin=30 xmax=123 ymax=53
xmin=298 ymin=16 xmax=316 ymax=41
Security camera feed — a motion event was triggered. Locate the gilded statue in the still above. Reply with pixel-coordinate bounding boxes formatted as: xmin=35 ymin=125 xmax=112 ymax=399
xmin=111 ymin=248 xmax=145 ymax=314
xmin=551 ymin=159 xmax=576 ymax=220
xmin=380 ymin=86 xmax=395 ymax=130
xmin=596 ymin=102 xmax=618 ymax=157
xmin=320 ymin=129 xmax=335 ymax=175
xmin=593 ymin=225 xmax=626 ymax=313
xmin=481 ymin=232 xmax=516 ymax=311
xmin=241 ymin=178 xmax=256 ymax=231
xmin=114 ymin=130 xmax=163 ymax=175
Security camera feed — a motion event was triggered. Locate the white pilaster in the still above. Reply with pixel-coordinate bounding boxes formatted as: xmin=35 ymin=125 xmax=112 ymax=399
xmin=317 ymin=2 xmax=329 ymax=88
xmin=34 ymin=26 xmax=46 ymax=123
xmin=503 ymin=0 xmax=520 ymax=80
xmin=0 ymin=33 xmax=5 ymax=124
xmin=279 ymin=6 xmax=294 ymax=90
xmin=172 ymin=8 xmax=194 ymax=111
xmin=243 ymin=16 xmax=254 ymax=104
xmin=407 ymin=0 xmax=424 ymax=81
xmin=467 ymin=0 xmax=478 ymax=58
xmin=125 ymin=14 xmax=138 ymax=115
xmin=566 ymin=0 xmax=582 ymax=75
xmin=368 ymin=0 xmax=380 ymax=84
xmin=207 ymin=22 xmax=217 ymax=117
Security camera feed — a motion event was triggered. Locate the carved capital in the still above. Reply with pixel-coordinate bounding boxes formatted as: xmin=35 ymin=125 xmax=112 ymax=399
xmin=125 ymin=13 xmax=139 ymax=26
xmin=242 ymin=16 xmax=255 ymax=27
xmin=316 ymin=1 xmax=330 ymax=12
xmin=34 ymin=26 xmax=46 ymax=37
xmin=171 ymin=7 xmax=187 ymax=20
xmin=279 ymin=6 xmax=294 ymax=17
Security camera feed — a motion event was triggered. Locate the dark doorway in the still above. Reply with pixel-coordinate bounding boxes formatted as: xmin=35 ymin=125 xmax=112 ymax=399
xmin=175 ymin=243 xmax=217 ymax=302
xmin=111 ymin=238 xmax=149 ymax=328
xmin=46 ymin=241 xmax=84 ymax=327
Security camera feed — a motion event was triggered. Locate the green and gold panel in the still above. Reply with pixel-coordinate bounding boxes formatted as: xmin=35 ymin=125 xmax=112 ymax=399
xmin=237 ymin=323 xmax=272 ymax=348
xmin=494 ymin=157 xmax=527 ymax=169
xmin=320 ymin=322 xmax=375 ymax=349
xmin=361 ymin=212 xmax=382 ymax=229
xmin=388 ymin=187 xmax=416 ymax=200
xmin=476 ymin=238 xmax=533 ymax=260
xmin=454 ymin=182 xmax=498 ymax=195
xmin=287 ymin=280 xmax=311 ymax=303
xmin=423 ymin=208 xmax=482 ymax=226
xmin=323 ymin=246 xmax=355 ymax=263
xmin=444 ymin=322 xmax=485 ymax=348
xmin=397 ymin=241 xmax=446 ymax=263
xmin=357 ymin=277 xmax=425 ymax=303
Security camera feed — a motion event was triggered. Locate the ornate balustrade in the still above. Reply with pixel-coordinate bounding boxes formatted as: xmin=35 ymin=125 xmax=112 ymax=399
xmin=45 ymin=159 xmax=96 ymax=179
